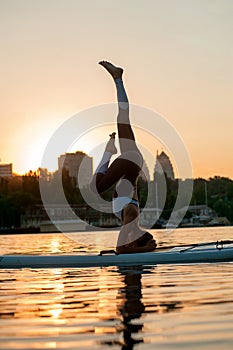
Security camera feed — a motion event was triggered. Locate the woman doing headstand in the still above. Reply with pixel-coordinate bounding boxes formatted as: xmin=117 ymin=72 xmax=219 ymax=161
xmin=91 ymin=61 xmax=156 ymax=254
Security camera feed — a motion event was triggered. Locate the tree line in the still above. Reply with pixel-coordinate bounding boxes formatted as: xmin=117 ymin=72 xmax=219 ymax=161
xmin=0 ymin=169 xmax=233 ymax=229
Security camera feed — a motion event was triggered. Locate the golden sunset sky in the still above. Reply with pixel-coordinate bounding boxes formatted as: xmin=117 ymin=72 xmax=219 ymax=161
xmin=0 ymin=0 xmax=232 ymax=179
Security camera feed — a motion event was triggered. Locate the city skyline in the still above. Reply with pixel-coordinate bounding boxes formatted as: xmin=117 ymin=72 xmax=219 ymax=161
xmin=0 ymin=148 xmax=165 ymax=179
xmin=0 ymin=148 xmax=175 ymax=180
xmin=1 ymin=1 xmax=232 ymax=178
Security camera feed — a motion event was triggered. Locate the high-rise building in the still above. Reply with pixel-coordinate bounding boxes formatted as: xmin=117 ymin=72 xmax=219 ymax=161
xmin=58 ymin=151 xmax=93 ymax=188
xmin=0 ymin=163 xmax=13 ymax=177
xmin=154 ymin=151 xmax=175 ymax=180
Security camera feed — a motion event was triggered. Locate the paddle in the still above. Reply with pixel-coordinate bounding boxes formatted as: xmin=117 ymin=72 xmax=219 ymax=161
xmin=99 ymin=240 xmax=233 ymax=255
xmin=156 ymin=239 xmax=233 ymax=252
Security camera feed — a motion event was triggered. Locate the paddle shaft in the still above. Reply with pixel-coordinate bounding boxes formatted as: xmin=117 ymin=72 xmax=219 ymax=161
xmin=155 ymin=239 xmax=233 ymax=251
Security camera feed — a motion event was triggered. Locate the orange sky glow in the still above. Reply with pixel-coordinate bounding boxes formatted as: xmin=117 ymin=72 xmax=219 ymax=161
xmin=0 ymin=0 xmax=232 ymax=179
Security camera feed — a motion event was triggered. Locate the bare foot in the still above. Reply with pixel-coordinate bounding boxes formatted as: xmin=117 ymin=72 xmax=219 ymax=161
xmin=99 ymin=61 xmax=123 ymax=79
xmin=106 ymin=132 xmax=117 ymax=154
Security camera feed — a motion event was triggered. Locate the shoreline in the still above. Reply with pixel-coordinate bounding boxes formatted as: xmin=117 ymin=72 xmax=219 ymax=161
xmin=0 ymin=223 xmax=232 ymax=235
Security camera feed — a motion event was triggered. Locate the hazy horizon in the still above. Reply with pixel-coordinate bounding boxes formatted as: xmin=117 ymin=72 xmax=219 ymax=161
xmin=1 ymin=0 xmax=232 ymax=179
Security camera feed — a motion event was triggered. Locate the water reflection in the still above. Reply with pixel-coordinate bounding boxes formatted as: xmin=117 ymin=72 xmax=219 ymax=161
xmin=100 ymin=265 xmax=185 ymax=349
xmin=1 ymin=261 xmax=233 ymax=349
xmin=0 ymin=265 xmax=183 ymax=348
xmin=116 ymin=267 xmax=145 ymax=349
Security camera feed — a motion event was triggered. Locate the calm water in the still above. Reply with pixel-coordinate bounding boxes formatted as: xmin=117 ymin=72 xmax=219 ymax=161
xmin=0 ymin=226 xmax=233 ymax=349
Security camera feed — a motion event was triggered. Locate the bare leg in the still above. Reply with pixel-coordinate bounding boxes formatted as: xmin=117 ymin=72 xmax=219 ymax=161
xmin=92 ymin=61 xmax=143 ymax=193
xmin=90 ymin=132 xmax=117 ymax=193
xmin=99 ymin=61 xmax=139 ymax=154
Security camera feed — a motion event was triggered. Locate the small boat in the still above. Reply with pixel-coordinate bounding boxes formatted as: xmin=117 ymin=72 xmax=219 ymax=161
xmin=1 ymin=240 xmax=233 ymax=269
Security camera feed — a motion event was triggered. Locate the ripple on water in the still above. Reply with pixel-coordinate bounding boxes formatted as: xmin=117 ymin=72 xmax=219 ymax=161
xmin=1 ymin=227 xmax=233 ymax=349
